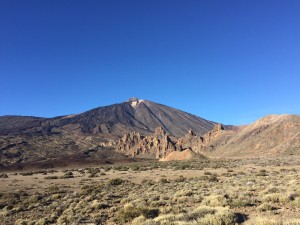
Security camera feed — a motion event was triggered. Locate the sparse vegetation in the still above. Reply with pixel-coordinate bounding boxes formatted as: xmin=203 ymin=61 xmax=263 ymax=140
xmin=108 ymin=178 xmax=125 ymax=186
xmin=19 ymin=171 xmax=34 ymax=176
xmin=0 ymin=158 xmax=300 ymax=224
xmin=62 ymin=171 xmax=74 ymax=178
xmin=0 ymin=174 xmax=8 ymax=178
xmin=44 ymin=175 xmax=58 ymax=180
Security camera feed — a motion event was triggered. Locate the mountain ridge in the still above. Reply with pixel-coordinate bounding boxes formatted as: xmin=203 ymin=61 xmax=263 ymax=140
xmin=200 ymin=114 xmax=300 ymax=158
xmin=0 ymin=98 xmax=221 ymax=137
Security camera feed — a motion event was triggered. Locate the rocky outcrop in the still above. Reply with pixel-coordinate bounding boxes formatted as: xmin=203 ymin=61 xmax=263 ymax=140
xmin=175 ymin=124 xmax=225 ymax=153
xmin=117 ymin=127 xmax=177 ymax=159
xmin=160 ymin=149 xmax=202 ymax=161
xmin=117 ymin=132 xmax=143 ymax=151
xmin=116 ymin=124 xmax=225 ymax=160
xmin=176 ymin=129 xmax=203 ymax=152
xmin=203 ymin=124 xmax=224 ymax=144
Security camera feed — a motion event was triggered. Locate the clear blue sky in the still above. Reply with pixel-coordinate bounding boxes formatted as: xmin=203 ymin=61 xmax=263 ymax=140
xmin=1 ymin=0 xmax=299 ymax=125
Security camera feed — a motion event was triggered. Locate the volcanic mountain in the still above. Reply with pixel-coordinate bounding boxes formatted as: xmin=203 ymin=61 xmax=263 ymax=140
xmin=0 ymin=98 xmax=221 ymax=168
xmin=56 ymin=97 xmax=218 ymax=137
xmin=0 ymin=98 xmax=218 ymax=137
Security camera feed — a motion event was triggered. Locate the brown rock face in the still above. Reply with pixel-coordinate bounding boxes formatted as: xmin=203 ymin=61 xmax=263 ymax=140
xmin=188 ymin=129 xmax=195 ymax=136
xmin=117 ymin=127 xmax=177 ymax=159
xmin=116 ymin=125 xmax=226 ymax=160
xmin=117 ymin=132 xmax=142 ymax=152
xmin=154 ymin=126 xmax=166 ymax=137
xmin=159 ymin=149 xmax=201 ymax=161
xmin=176 ymin=131 xmax=203 ymax=152
xmin=116 ymin=124 xmax=228 ymax=160
xmin=202 ymin=124 xmax=225 ymax=144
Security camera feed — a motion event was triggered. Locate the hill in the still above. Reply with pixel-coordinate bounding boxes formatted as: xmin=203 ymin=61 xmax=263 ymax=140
xmin=200 ymin=114 xmax=300 ymax=158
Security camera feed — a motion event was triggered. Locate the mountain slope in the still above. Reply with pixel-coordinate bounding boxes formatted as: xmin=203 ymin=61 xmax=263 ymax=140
xmin=0 ymin=98 xmax=218 ymax=137
xmin=0 ymin=98 xmax=222 ymax=167
xmin=0 ymin=116 xmax=46 ymax=135
xmin=58 ymin=99 xmax=218 ymax=137
xmin=133 ymin=100 xmax=215 ymax=137
xmin=200 ymin=114 xmax=300 ymax=158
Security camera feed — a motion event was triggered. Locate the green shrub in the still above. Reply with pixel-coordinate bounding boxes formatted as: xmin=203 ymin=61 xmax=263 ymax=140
xmin=199 ymin=209 xmax=237 ymax=225
xmin=141 ymin=179 xmax=155 ymax=186
xmin=116 ymin=207 xmax=159 ymax=223
xmin=88 ymin=173 xmax=97 ymax=178
xmin=20 ymin=172 xmax=33 ymax=176
xmin=26 ymin=194 xmax=41 ymax=204
xmin=44 ymin=176 xmax=58 ymax=180
xmin=114 ymin=166 xmax=129 ymax=171
xmin=159 ymin=178 xmax=169 ymax=184
xmin=63 ymin=171 xmax=74 ymax=178
xmin=230 ymin=197 xmax=253 ymax=208
xmin=174 ymin=175 xmax=186 ymax=182
xmin=258 ymin=203 xmax=276 ymax=212
xmin=204 ymin=171 xmax=212 ymax=175
xmin=131 ymin=165 xmax=140 ymax=171
xmin=0 ymin=174 xmax=8 ymax=178
xmin=256 ymin=169 xmax=268 ymax=176
xmin=104 ymin=166 xmax=112 ymax=172
xmin=108 ymin=178 xmax=124 ymax=186
xmin=208 ymin=174 xmax=219 ymax=182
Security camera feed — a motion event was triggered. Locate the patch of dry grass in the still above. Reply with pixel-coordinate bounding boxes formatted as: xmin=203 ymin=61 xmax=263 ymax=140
xmin=0 ymin=158 xmax=300 ymax=224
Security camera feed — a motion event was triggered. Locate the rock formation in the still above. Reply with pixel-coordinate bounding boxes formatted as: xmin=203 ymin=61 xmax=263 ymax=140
xmin=117 ymin=115 xmax=300 ymax=160
xmin=159 ymin=149 xmax=200 ymax=161
xmin=117 ymin=127 xmax=177 ymax=159
xmin=202 ymin=124 xmax=225 ymax=144
xmin=176 ymin=129 xmax=203 ymax=152
xmin=116 ymin=124 xmax=225 ymax=160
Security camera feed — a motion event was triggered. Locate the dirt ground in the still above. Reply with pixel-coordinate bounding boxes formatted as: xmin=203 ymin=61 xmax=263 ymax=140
xmin=1 ymin=158 xmax=300 ymax=224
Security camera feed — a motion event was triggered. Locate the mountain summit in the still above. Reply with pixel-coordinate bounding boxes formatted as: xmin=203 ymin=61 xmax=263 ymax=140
xmin=72 ymin=98 xmax=219 ymax=137
xmin=66 ymin=98 xmax=217 ymax=137
xmin=0 ymin=98 xmax=218 ymax=137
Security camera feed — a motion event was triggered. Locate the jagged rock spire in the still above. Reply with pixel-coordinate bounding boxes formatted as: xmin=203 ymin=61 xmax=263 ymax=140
xmin=154 ymin=126 xmax=166 ymax=137
xmin=188 ymin=129 xmax=195 ymax=136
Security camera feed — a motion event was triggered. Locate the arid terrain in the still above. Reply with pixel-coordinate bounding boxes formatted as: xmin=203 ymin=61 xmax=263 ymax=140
xmin=1 ymin=157 xmax=300 ymax=225
xmin=1 ymin=99 xmax=300 ymax=225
